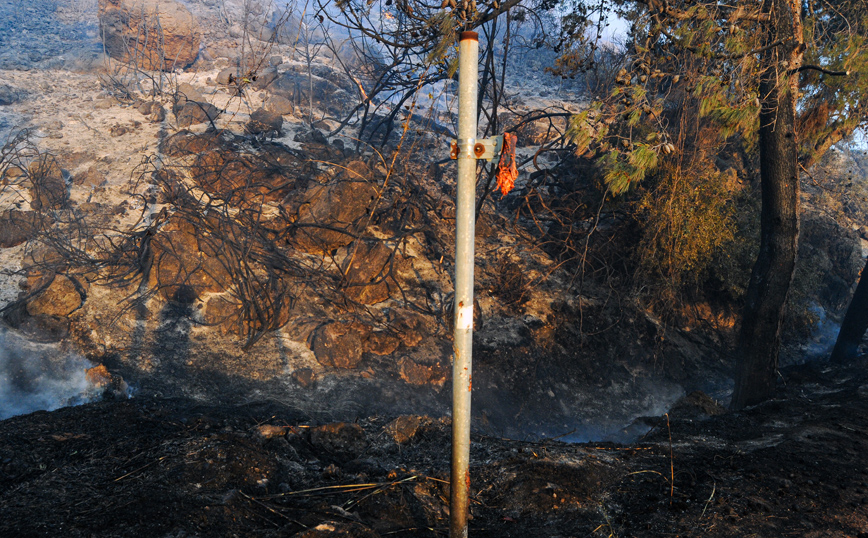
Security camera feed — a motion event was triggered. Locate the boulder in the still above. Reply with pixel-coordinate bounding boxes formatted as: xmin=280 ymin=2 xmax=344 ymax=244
xmin=389 ymin=308 xmax=429 ymax=347
xmin=0 ymin=84 xmax=19 ymax=105
xmin=397 ymin=356 xmax=448 ymax=387
xmin=341 ymin=240 xmax=395 ymax=305
xmin=159 ymin=129 xmax=227 ymax=157
xmin=246 ymin=108 xmax=283 ymax=136
xmin=175 ymin=82 xmax=204 ymax=103
xmin=149 ymin=104 xmax=166 ymax=122
xmin=148 ymin=217 xmax=233 ymax=299
xmin=291 ymin=160 xmax=378 ymax=254
xmin=0 ymin=210 xmax=39 ymax=248
xmin=264 ymin=94 xmax=293 ymax=115
xmin=383 ymin=415 xmax=430 ymax=445
xmin=72 ymin=166 xmax=105 ymax=188
xmin=174 ymin=101 xmax=219 ymax=127
xmin=98 ymin=0 xmax=200 ymax=71
xmin=271 ymin=71 xmax=340 ymax=107
xmin=310 ymin=321 xmax=372 ymax=369
xmin=216 ymin=67 xmax=234 ymax=85
xmin=189 ymin=145 xmax=302 ymax=206
xmin=26 ymin=275 xmax=83 ymax=318
xmin=250 ymin=67 xmax=278 ymax=90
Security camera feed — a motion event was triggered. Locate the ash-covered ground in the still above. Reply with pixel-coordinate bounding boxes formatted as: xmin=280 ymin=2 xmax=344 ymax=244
xmin=2 ymin=359 xmax=868 ymax=537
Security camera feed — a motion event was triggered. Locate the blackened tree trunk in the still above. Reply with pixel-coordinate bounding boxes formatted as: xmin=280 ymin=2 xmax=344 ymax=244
xmin=731 ymin=0 xmax=802 ymax=410
xmin=830 ymin=257 xmax=868 ymax=363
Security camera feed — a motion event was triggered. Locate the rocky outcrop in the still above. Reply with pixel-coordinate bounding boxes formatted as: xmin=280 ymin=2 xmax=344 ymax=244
xmin=98 ymin=0 xmax=201 ymax=71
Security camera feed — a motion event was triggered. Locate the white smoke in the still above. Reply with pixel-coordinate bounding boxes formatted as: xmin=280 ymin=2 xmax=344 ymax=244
xmin=0 ymin=329 xmax=103 ymax=421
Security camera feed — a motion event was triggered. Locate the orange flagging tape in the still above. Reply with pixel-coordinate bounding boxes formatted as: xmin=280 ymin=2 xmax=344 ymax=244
xmin=496 ymin=132 xmax=518 ymax=197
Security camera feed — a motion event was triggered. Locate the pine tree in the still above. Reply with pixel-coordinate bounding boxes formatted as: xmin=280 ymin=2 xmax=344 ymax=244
xmin=557 ymin=0 xmax=868 ymax=408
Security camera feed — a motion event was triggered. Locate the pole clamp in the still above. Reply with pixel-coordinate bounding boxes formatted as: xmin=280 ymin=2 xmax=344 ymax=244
xmin=450 ymin=135 xmax=504 ymax=162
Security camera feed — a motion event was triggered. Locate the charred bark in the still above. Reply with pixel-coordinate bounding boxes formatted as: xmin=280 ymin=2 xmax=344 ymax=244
xmin=830 ymin=257 xmax=868 ymax=363
xmin=731 ymin=0 xmax=802 ymax=410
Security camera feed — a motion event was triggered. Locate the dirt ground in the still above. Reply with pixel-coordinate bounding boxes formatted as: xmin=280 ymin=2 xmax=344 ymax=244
xmin=2 ymin=358 xmax=868 ymax=538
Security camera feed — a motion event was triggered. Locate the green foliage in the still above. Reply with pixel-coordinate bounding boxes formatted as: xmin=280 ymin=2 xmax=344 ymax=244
xmin=601 ymin=144 xmax=658 ymax=195
xmin=636 ymin=163 xmax=742 ymax=301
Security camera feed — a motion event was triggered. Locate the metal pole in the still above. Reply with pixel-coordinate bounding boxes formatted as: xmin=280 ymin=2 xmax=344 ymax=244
xmin=451 ymin=30 xmax=478 ymax=538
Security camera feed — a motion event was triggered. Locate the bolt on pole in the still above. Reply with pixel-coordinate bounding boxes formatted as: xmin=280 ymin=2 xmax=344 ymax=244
xmin=451 ymin=30 xmax=478 ymax=538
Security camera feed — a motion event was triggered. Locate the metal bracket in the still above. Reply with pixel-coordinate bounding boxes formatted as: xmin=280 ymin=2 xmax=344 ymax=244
xmin=450 ymin=135 xmax=504 ymax=162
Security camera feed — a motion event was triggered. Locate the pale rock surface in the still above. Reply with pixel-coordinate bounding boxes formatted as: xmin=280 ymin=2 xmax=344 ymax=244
xmin=98 ymin=0 xmax=201 ymax=71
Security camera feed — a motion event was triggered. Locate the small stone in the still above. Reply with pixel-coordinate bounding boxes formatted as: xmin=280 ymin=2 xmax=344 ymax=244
xmin=291 ymin=367 xmax=317 ymax=388
xmin=255 ymin=424 xmax=289 ymax=440
xmin=384 ymin=415 xmax=429 ymax=444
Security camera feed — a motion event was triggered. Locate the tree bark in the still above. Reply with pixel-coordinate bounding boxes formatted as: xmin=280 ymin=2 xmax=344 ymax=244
xmin=830 ymin=256 xmax=868 ymax=363
xmin=731 ymin=0 xmax=802 ymax=410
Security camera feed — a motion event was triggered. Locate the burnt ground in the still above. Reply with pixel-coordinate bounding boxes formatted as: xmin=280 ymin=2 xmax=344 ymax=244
xmin=1 ymin=358 xmax=867 ymax=538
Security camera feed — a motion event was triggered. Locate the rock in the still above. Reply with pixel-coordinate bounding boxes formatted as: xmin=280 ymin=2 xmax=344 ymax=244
xmin=341 ymin=240 xmax=395 ymax=305
xmin=148 ymin=217 xmax=233 ymax=299
xmin=138 ymin=101 xmax=156 ymax=115
xmin=250 ymin=67 xmax=278 ymax=90
xmin=109 ymin=123 xmax=130 ymax=137
xmin=268 ymin=55 xmax=283 ymax=66
xmin=26 ymin=275 xmax=83 ymax=318
xmin=291 ymin=160 xmax=378 ymax=253
xmin=98 ymin=0 xmax=200 ymax=71
xmin=12 ymin=312 xmax=70 ymax=343
xmin=397 ymin=356 xmax=447 ymax=387
xmin=0 ymin=84 xmax=19 ymax=105
xmin=189 ymin=143 xmax=303 ymax=206
xmin=309 ymin=422 xmax=367 ymax=460
xmin=264 ymin=94 xmax=293 ymax=115
xmin=311 ymin=321 xmax=372 ymax=369
xmin=72 ymin=166 xmax=105 ymax=188
xmin=27 ymin=155 xmax=68 ymax=210
xmin=175 ymin=82 xmax=204 ymax=103
xmin=149 ymin=104 xmax=166 ymax=123
xmin=93 ymin=98 xmax=115 ymax=110
xmin=216 ymin=67 xmax=235 ymax=85
xmin=293 ymin=521 xmax=380 ymax=538
xmin=159 ymin=129 xmax=226 ymax=157
xmin=246 ymin=107 xmax=283 ymax=136
xmin=295 ymin=127 xmax=329 ymax=145
xmin=254 ymin=424 xmax=289 ymax=440
xmin=366 ymin=331 xmax=400 ymax=356
xmin=202 ymin=295 xmax=243 ymax=334
xmin=384 ymin=415 xmax=429 ymax=444
xmin=271 ymin=70 xmax=341 ymax=108
xmin=389 ymin=309 xmax=428 ymax=347
xmin=175 ymin=101 xmax=219 ymax=127
xmin=0 ymin=210 xmax=39 ymax=248
xmin=85 ymin=364 xmax=129 ymax=398
xmin=291 ymin=367 xmax=317 ymax=387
